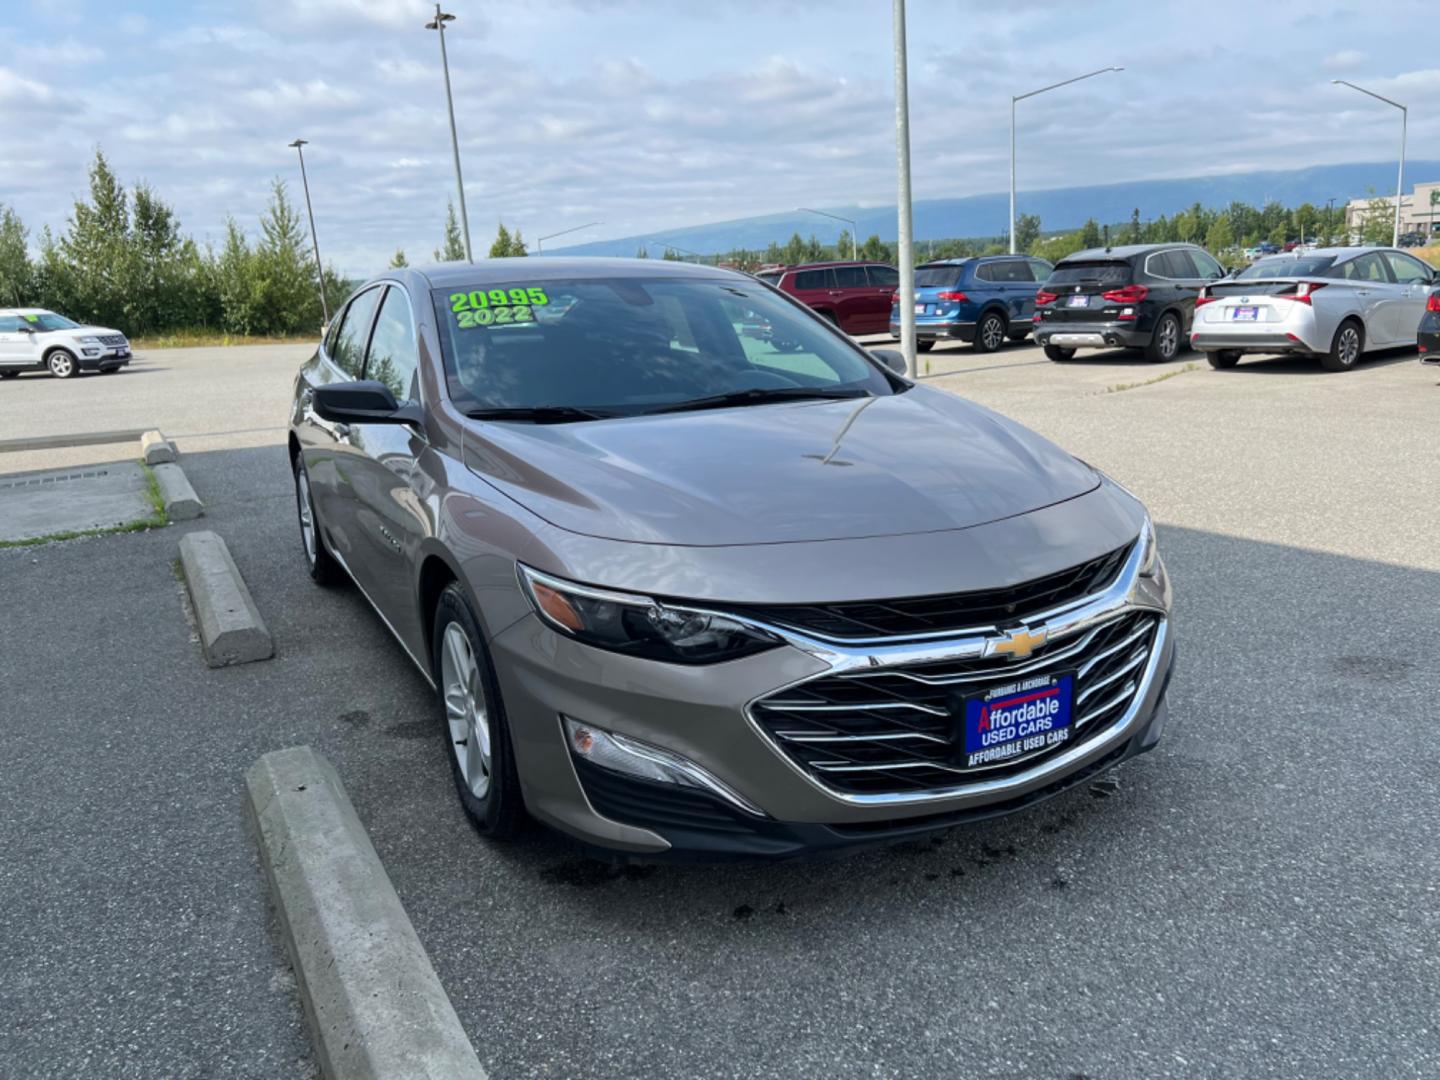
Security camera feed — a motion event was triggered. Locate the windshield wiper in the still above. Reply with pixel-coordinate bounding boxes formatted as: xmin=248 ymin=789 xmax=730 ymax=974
xmin=465 ymin=405 xmax=614 ymax=423
xmin=640 ymin=386 xmax=872 ymax=416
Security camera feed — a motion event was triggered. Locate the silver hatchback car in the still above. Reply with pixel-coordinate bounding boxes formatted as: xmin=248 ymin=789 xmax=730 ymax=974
xmin=1192 ymin=247 xmax=1437 ymax=371
xmin=289 ymin=258 xmax=1174 ymax=861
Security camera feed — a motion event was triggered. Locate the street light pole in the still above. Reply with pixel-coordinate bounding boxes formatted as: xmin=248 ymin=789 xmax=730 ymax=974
xmin=427 ymin=4 xmax=472 ymax=263
xmin=1332 ymin=79 xmax=1407 ymax=248
xmin=536 ymin=222 xmax=602 ymax=253
xmin=1010 ymin=66 xmax=1123 ymax=254
xmin=797 ymin=207 xmax=858 ymax=260
xmin=892 ymin=0 xmax=916 ymax=376
xmin=287 ymin=139 xmax=328 ymax=325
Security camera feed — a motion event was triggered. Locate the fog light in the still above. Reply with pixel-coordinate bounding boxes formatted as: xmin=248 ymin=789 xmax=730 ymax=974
xmin=563 ymin=716 xmax=765 ymax=816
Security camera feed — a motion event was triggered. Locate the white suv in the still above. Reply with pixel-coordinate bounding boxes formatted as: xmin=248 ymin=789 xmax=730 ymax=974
xmin=0 ymin=308 xmax=132 ymax=380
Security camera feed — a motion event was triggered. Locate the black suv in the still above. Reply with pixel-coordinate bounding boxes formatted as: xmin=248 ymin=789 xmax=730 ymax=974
xmin=1033 ymin=243 xmax=1226 ymax=362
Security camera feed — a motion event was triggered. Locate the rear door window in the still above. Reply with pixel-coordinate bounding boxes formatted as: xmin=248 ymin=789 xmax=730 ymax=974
xmin=793 ymin=268 xmax=835 ymax=291
xmin=1383 ymin=251 xmax=1432 ymax=285
xmin=0 ymin=316 xmax=20 ymax=333
xmin=832 ymin=266 xmax=868 ymax=289
xmin=1190 ymin=250 xmax=1225 ymax=279
xmin=1339 ymin=253 xmax=1391 ymax=283
xmin=866 ymin=265 xmax=899 ymax=287
xmin=1163 ymin=250 xmax=1200 ymax=279
xmin=994 ymin=260 xmax=1036 ymax=283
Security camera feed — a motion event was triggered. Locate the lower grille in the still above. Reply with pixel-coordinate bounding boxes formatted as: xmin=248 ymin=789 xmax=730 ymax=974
xmin=752 ymin=610 xmax=1161 ymax=796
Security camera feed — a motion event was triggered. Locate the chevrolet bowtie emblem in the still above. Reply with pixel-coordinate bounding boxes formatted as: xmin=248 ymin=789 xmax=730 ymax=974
xmin=985 ymin=626 xmax=1048 ymax=661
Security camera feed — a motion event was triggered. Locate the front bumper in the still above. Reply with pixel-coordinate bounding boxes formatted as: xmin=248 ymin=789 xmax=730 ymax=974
xmin=487 ymin=539 xmax=1175 ymax=862
xmin=78 ymin=346 xmax=132 ymax=371
xmin=1034 ymin=321 xmax=1149 ymax=350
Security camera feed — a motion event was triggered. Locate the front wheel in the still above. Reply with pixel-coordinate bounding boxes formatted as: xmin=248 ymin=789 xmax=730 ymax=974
xmin=433 ymin=584 xmax=524 ymax=838
xmin=1208 ymin=350 xmax=1242 ymax=370
xmin=293 ymin=456 xmax=343 ymax=585
xmin=1145 ymin=312 xmax=1182 ymax=363
xmin=1043 ymin=344 xmax=1076 ymax=362
xmin=973 ymin=311 xmax=1007 ymax=353
xmin=47 ymin=350 xmax=78 ymax=379
xmin=1321 ymin=320 xmax=1363 ymax=372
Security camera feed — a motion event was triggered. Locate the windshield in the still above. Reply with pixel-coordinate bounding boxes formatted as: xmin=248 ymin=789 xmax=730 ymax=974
xmin=915 ymin=265 xmax=966 ymax=288
xmin=1235 ymin=255 xmax=1337 ymax=280
xmin=431 ymin=276 xmax=896 ymax=417
xmin=20 ymin=312 xmax=81 ymax=332
xmin=1046 ymin=261 xmax=1130 ymax=286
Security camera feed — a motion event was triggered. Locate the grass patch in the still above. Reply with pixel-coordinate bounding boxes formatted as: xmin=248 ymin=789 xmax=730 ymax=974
xmin=0 ymin=462 xmax=169 ymax=549
xmin=1412 ymin=245 xmax=1440 ymax=268
xmin=129 ymin=331 xmax=316 ymax=350
xmin=1105 ymin=362 xmax=1198 ymax=394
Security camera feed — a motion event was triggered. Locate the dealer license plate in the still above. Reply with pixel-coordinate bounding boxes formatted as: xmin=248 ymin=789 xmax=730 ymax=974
xmin=915 ymin=303 xmax=927 ymax=315
xmin=962 ymin=671 xmax=1074 ymax=769
xmin=1066 ymin=295 xmax=1089 ymax=308
xmin=1230 ymin=306 xmax=1259 ymax=321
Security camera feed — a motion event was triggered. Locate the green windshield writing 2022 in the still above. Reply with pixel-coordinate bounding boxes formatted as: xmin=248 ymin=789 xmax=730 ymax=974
xmin=450 ymin=287 xmax=549 ymax=330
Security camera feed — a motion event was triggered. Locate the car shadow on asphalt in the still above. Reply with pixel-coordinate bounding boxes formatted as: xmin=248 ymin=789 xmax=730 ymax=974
xmin=1199 ymin=346 xmax=1420 ymax=375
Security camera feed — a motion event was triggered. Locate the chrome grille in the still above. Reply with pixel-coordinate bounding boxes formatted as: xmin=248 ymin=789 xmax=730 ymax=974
xmin=752 ymin=610 xmax=1161 ymax=796
xmin=99 ymin=334 xmax=126 ymax=347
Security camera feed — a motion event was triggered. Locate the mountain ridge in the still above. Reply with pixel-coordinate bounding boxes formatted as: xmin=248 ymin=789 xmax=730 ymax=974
xmin=550 ymin=159 xmax=1440 ymax=257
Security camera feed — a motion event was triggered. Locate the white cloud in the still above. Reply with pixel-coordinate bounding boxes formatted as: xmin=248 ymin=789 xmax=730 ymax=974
xmin=0 ymin=67 xmax=58 ymax=106
xmin=1322 ymin=49 xmax=1366 ymax=71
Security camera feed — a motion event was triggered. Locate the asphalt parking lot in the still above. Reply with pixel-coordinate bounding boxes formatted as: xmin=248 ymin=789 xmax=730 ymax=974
xmin=2 ymin=338 xmax=1437 ymax=1079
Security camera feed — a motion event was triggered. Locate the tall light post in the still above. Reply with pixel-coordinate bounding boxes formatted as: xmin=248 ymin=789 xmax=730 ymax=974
xmin=1010 ymin=66 xmax=1123 ymax=254
xmin=797 ymin=207 xmax=858 ymax=260
xmin=1332 ymin=79 xmax=1407 ymax=248
xmin=1327 ymin=197 xmax=1337 ymax=244
xmin=426 ymin=4 xmax=472 ymax=262
xmin=287 ymin=139 xmax=328 ymax=325
xmin=892 ymin=0 xmax=916 ymax=376
xmin=536 ymin=222 xmax=602 ymax=253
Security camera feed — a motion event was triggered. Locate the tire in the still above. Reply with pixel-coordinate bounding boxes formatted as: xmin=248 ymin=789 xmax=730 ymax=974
xmin=1208 ymin=350 xmax=1242 ymax=369
xmin=433 ymin=583 xmax=524 ymax=838
xmin=915 ymin=340 xmax=935 ymax=353
xmin=1321 ymin=319 xmax=1363 ymax=372
xmin=46 ymin=349 xmax=78 ymax=379
xmin=292 ymin=456 xmax=344 ymax=586
xmin=973 ymin=311 xmax=1007 ymax=353
xmin=1043 ymin=344 xmax=1076 ymax=362
xmin=1145 ymin=312 xmax=1182 ymax=363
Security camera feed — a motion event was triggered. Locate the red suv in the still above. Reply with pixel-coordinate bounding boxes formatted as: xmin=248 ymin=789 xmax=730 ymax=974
xmin=757 ymin=261 xmax=899 ymax=335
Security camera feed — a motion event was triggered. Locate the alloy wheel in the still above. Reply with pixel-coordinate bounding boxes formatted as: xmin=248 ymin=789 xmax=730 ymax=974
xmin=1159 ymin=317 xmax=1178 ymax=359
xmin=49 ymin=353 xmax=74 ymax=378
xmin=982 ymin=316 xmax=1005 ymax=351
xmin=1338 ymin=326 xmax=1359 ymax=366
xmin=441 ymin=623 xmax=492 ymax=800
xmin=296 ymin=469 xmax=317 ymax=566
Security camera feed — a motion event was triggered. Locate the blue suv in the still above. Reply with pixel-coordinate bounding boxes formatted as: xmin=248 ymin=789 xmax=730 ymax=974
xmin=889 ymin=255 xmax=1054 ymax=352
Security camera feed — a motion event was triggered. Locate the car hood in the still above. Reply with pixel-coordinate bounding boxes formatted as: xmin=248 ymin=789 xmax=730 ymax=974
xmin=461 ymin=386 xmax=1100 ymax=546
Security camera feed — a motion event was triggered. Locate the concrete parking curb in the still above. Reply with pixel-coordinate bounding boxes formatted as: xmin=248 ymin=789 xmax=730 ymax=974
xmin=153 ymin=462 xmax=204 ymax=520
xmin=140 ymin=430 xmax=176 ymax=465
xmin=179 ymin=530 xmax=273 ymax=666
xmin=245 ymin=747 xmax=487 ymax=1080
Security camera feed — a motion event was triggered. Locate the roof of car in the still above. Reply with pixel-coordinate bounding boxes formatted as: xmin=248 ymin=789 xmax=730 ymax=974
xmin=412 ymin=257 xmax=745 ymax=288
xmin=763 ymin=260 xmax=894 ymax=272
xmin=1058 ymin=243 xmax=1205 ymax=263
xmin=918 ymin=254 xmax=1043 ymax=268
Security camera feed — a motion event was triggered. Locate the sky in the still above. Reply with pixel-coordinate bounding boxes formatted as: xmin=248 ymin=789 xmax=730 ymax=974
xmin=2 ymin=0 xmax=1437 ymax=275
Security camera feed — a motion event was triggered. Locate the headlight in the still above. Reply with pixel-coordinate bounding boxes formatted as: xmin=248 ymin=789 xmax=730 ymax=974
xmin=79 ymin=336 xmax=101 ymax=344
xmin=1138 ymin=515 xmax=1160 ymax=577
xmin=518 ymin=565 xmax=781 ymax=665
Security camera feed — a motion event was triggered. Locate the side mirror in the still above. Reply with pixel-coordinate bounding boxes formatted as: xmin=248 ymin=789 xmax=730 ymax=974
xmin=870 ymin=348 xmax=909 ymax=375
xmin=312 ymin=380 xmax=423 ymax=426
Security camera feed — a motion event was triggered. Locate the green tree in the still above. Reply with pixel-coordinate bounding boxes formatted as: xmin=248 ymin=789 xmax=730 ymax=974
xmin=858 ymin=234 xmax=891 ymax=262
xmin=1127 ymin=208 xmax=1142 ymax=245
xmin=216 ymin=218 xmax=261 ymax=335
xmin=635 ymin=246 xmax=650 ymax=259
xmin=389 ymin=249 xmax=409 ymax=268
xmin=1358 ymin=190 xmax=1395 ymax=246
xmin=833 ymin=229 xmax=853 ymax=260
xmin=1205 ymin=215 xmax=1235 ymax=256
xmin=255 ymin=178 xmax=321 ymax=333
xmin=489 ymin=222 xmax=525 ymax=258
xmin=1079 ymin=218 xmax=1102 ymax=249
xmin=1014 ymin=213 xmax=1041 ymax=254
xmin=508 ymin=228 xmax=528 ymax=257
xmin=0 ymin=204 xmax=32 ymax=307
xmin=435 ymin=202 xmax=466 ymax=262
xmin=1294 ymin=202 xmax=1319 ymax=244
xmin=57 ymin=150 xmax=131 ymax=327
xmin=781 ymin=231 xmax=807 ymax=265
